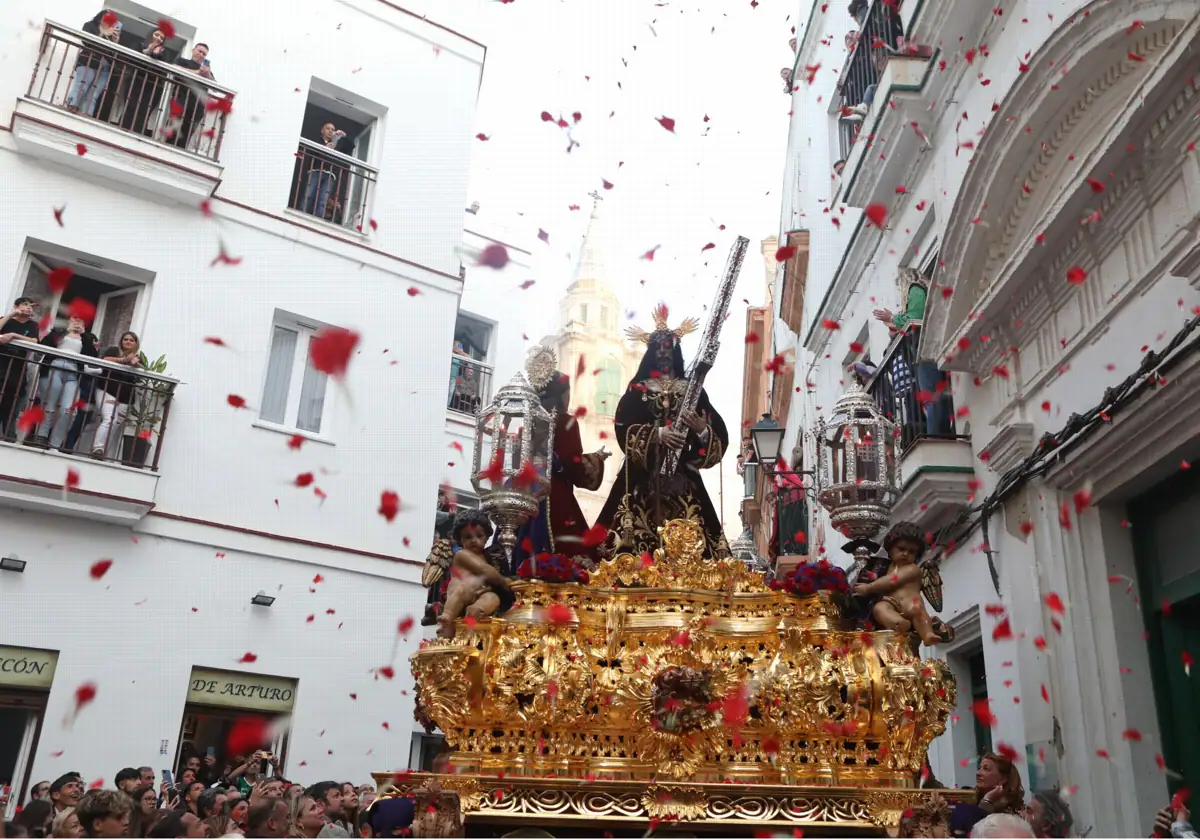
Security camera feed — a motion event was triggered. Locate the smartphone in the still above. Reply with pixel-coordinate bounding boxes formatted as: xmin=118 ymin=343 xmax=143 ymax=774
xmin=206 ymin=746 xmax=215 ymax=759
xmin=162 ymin=769 xmax=174 ymax=788
xmin=202 ymin=59 xmax=210 ymax=67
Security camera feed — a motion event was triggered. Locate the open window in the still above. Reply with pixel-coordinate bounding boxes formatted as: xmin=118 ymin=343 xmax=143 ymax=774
xmin=289 ymin=79 xmax=385 ymax=233
xmin=448 ymin=313 xmax=494 ymax=415
xmin=259 ymin=311 xmax=331 ymax=437
xmin=16 ymin=240 xmax=151 ymax=347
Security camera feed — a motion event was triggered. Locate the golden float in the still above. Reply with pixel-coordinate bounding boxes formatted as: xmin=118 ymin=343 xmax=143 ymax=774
xmin=385 ymin=518 xmax=967 ymax=835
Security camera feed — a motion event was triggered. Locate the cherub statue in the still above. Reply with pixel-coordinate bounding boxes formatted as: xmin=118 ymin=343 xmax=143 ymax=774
xmin=852 ymin=521 xmax=953 ymax=646
xmin=437 ymin=509 xmax=513 ymax=639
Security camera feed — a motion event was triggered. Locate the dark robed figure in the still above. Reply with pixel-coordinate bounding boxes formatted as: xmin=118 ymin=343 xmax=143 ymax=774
xmin=512 ymin=346 xmax=610 ymax=568
xmin=596 ymin=305 xmax=731 ymax=559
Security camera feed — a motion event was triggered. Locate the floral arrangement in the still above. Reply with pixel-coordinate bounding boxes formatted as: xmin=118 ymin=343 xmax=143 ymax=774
xmin=516 ymin=553 xmax=590 ymax=584
xmin=770 ymin=559 xmax=850 ymax=597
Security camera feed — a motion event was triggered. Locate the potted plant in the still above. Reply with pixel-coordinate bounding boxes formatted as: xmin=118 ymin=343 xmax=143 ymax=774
xmin=123 ymin=351 xmax=174 ymax=468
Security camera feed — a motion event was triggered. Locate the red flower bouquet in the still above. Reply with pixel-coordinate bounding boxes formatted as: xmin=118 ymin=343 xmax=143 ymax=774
xmin=516 ymin=553 xmax=590 ymax=584
xmin=771 ymin=559 xmax=850 ymax=598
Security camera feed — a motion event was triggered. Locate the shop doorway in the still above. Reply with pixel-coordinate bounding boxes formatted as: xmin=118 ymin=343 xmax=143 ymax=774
xmin=0 ymin=646 xmax=57 ymax=819
xmin=1130 ymin=466 xmax=1200 ymax=798
xmin=175 ymin=708 xmax=289 ymax=783
xmin=177 ymin=668 xmax=297 ymax=785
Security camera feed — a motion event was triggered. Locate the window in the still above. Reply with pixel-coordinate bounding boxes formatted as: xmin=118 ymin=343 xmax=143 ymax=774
xmin=600 ymin=305 xmax=609 ymax=329
xmin=18 ymin=241 xmax=150 ymax=349
xmin=289 ymin=79 xmax=385 ymax=232
xmin=580 ymin=304 xmax=589 ymax=324
xmin=594 ymin=357 xmax=623 ymax=416
xmin=260 ymin=313 xmax=330 ymax=435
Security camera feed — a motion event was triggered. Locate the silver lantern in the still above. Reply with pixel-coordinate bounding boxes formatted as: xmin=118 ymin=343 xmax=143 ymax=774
xmin=813 ymin=382 xmax=900 ymax=548
xmin=471 ymin=371 xmax=555 ymax=566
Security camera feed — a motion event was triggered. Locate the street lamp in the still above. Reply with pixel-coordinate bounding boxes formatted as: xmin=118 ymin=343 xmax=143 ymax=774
xmin=250 ymin=591 xmax=275 ymax=607
xmin=749 ymin=413 xmax=786 ymax=468
xmin=0 ymin=557 xmax=26 ymax=573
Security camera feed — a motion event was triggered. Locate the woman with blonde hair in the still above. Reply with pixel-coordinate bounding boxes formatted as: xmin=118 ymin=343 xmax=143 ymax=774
xmin=50 ymin=807 xmax=82 ymax=839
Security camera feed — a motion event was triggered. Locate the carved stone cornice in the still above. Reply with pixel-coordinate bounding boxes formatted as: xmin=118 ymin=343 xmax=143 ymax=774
xmin=924 ymin=0 xmax=1200 ymax=371
xmin=980 ymin=423 xmax=1036 ymax=475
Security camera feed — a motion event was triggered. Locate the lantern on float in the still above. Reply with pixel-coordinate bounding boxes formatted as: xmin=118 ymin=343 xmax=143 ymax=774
xmin=470 ymin=372 xmax=554 ymax=565
xmin=813 ymin=382 xmax=900 ymax=574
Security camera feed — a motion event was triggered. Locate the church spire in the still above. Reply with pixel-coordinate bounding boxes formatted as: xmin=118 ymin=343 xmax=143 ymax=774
xmin=570 ymin=190 xmax=606 ymax=288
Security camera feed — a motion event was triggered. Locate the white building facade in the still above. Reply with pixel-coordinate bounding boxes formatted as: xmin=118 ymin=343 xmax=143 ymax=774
xmin=777 ymin=0 xmax=1200 ymax=835
xmin=0 ymin=0 xmax=486 ymax=809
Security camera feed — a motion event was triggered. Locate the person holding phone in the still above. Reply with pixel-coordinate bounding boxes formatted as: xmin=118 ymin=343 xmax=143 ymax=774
xmin=301 ymin=122 xmax=348 ymax=220
xmin=170 ymin=42 xmax=214 ymax=151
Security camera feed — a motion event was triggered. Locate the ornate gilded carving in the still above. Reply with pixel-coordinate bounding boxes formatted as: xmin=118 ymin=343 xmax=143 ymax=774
xmin=642 ymin=785 xmax=708 ymax=821
xmin=591 ymin=518 xmax=770 ymax=592
xmin=373 ymin=774 xmax=974 ymax=831
xmin=409 ymin=517 xmax=956 ymax=796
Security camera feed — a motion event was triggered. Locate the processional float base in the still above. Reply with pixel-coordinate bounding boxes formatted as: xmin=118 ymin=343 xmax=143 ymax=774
xmin=399 ymin=518 xmax=963 ymax=835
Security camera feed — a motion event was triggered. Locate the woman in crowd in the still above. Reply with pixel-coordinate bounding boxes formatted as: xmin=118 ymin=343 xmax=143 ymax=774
xmin=287 ymin=794 xmax=326 ymax=838
xmin=31 ymin=315 xmax=99 ymax=450
xmin=357 ymin=785 xmax=376 ymax=815
xmin=229 ymin=796 xmax=250 ymax=834
xmin=12 ymin=800 xmax=53 ymax=838
xmin=67 ymin=10 xmax=122 ymax=116
xmin=202 ymin=813 xmax=239 ymax=838
xmin=119 ymin=27 xmax=169 ymax=136
xmin=128 ymin=785 xmax=159 ymax=837
xmin=49 ymin=807 xmax=82 ymax=839
xmin=340 ymin=783 xmax=361 ymax=835
xmin=951 ymin=752 xmax=1025 ymax=836
xmin=92 ymin=330 xmax=142 ymax=460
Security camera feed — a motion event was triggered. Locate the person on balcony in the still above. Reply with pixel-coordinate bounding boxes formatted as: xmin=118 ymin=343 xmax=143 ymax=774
xmin=118 ymin=28 xmax=170 ymax=137
xmin=28 ymin=316 xmax=99 ymax=450
xmin=170 ymin=43 xmax=215 ymax=152
xmin=873 ymin=268 xmax=952 ymax=437
xmin=0 ymin=297 xmax=41 ymax=440
xmin=91 ymin=331 xmax=142 ymax=460
xmin=302 ymin=122 xmax=349 ymax=219
xmin=67 ymin=11 xmax=121 ymax=117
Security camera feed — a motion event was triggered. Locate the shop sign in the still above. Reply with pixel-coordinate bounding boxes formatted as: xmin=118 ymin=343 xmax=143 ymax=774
xmin=187 ymin=667 xmax=297 ymax=714
xmin=0 ymin=646 xmax=58 ymax=689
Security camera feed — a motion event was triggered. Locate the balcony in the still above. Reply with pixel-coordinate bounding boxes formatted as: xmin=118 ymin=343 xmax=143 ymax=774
xmin=447 ymin=355 xmax=493 ymax=418
xmin=833 ymin=3 xmax=933 ymax=209
xmin=773 ymin=486 xmax=810 ymax=580
xmin=0 ymin=342 xmax=180 ymax=524
xmin=835 ymin=0 xmax=905 ymax=163
xmin=287 ymin=140 xmax=379 ymax=234
xmin=867 ymin=326 xmax=973 ymax=529
xmin=12 ymin=21 xmax=234 ymax=204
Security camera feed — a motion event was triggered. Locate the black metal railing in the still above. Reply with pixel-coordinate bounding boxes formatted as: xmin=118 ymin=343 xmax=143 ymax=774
xmin=289 ymin=140 xmax=379 ymax=231
xmin=0 ymin=342 xmax=179 ymax=470
xmin=447 ymin=356 xmax=493 ymax=416
xmin=777 ymin=488 xmax=810 ymax=555
xmin=27 ymin=22 xmax=235 ymax=161
xmin=836 ymin=0 xmax=905 ymax=162
xmin=867 ymin=326 xmax=962 ymax=453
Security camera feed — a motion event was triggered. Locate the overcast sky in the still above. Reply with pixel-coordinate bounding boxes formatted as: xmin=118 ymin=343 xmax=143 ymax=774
xmin=413 ymin=0 xmax=798 ymax=535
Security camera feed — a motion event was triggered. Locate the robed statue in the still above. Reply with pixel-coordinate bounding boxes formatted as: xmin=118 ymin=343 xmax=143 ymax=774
xmin=512 ymin=346 xmax=611 ymax=569
xmin=596 ymin=304 xmax=731 ymax=559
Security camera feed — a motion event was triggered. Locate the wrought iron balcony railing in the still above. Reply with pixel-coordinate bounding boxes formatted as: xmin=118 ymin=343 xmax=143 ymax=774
xmin=866 ymin=326 xmax=964 ymax=453
xmin=289 ymin=139 xmax=380 ymax=232
xmin=835 ymin=0 xmax=905 ymax=162
xmin=0 ymin=341 xmax=179 ymax=470
xmin=447 ymin=355 xmax=493 ymax=417
xmin=27 ymin=21 xmax=235 ymax=162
